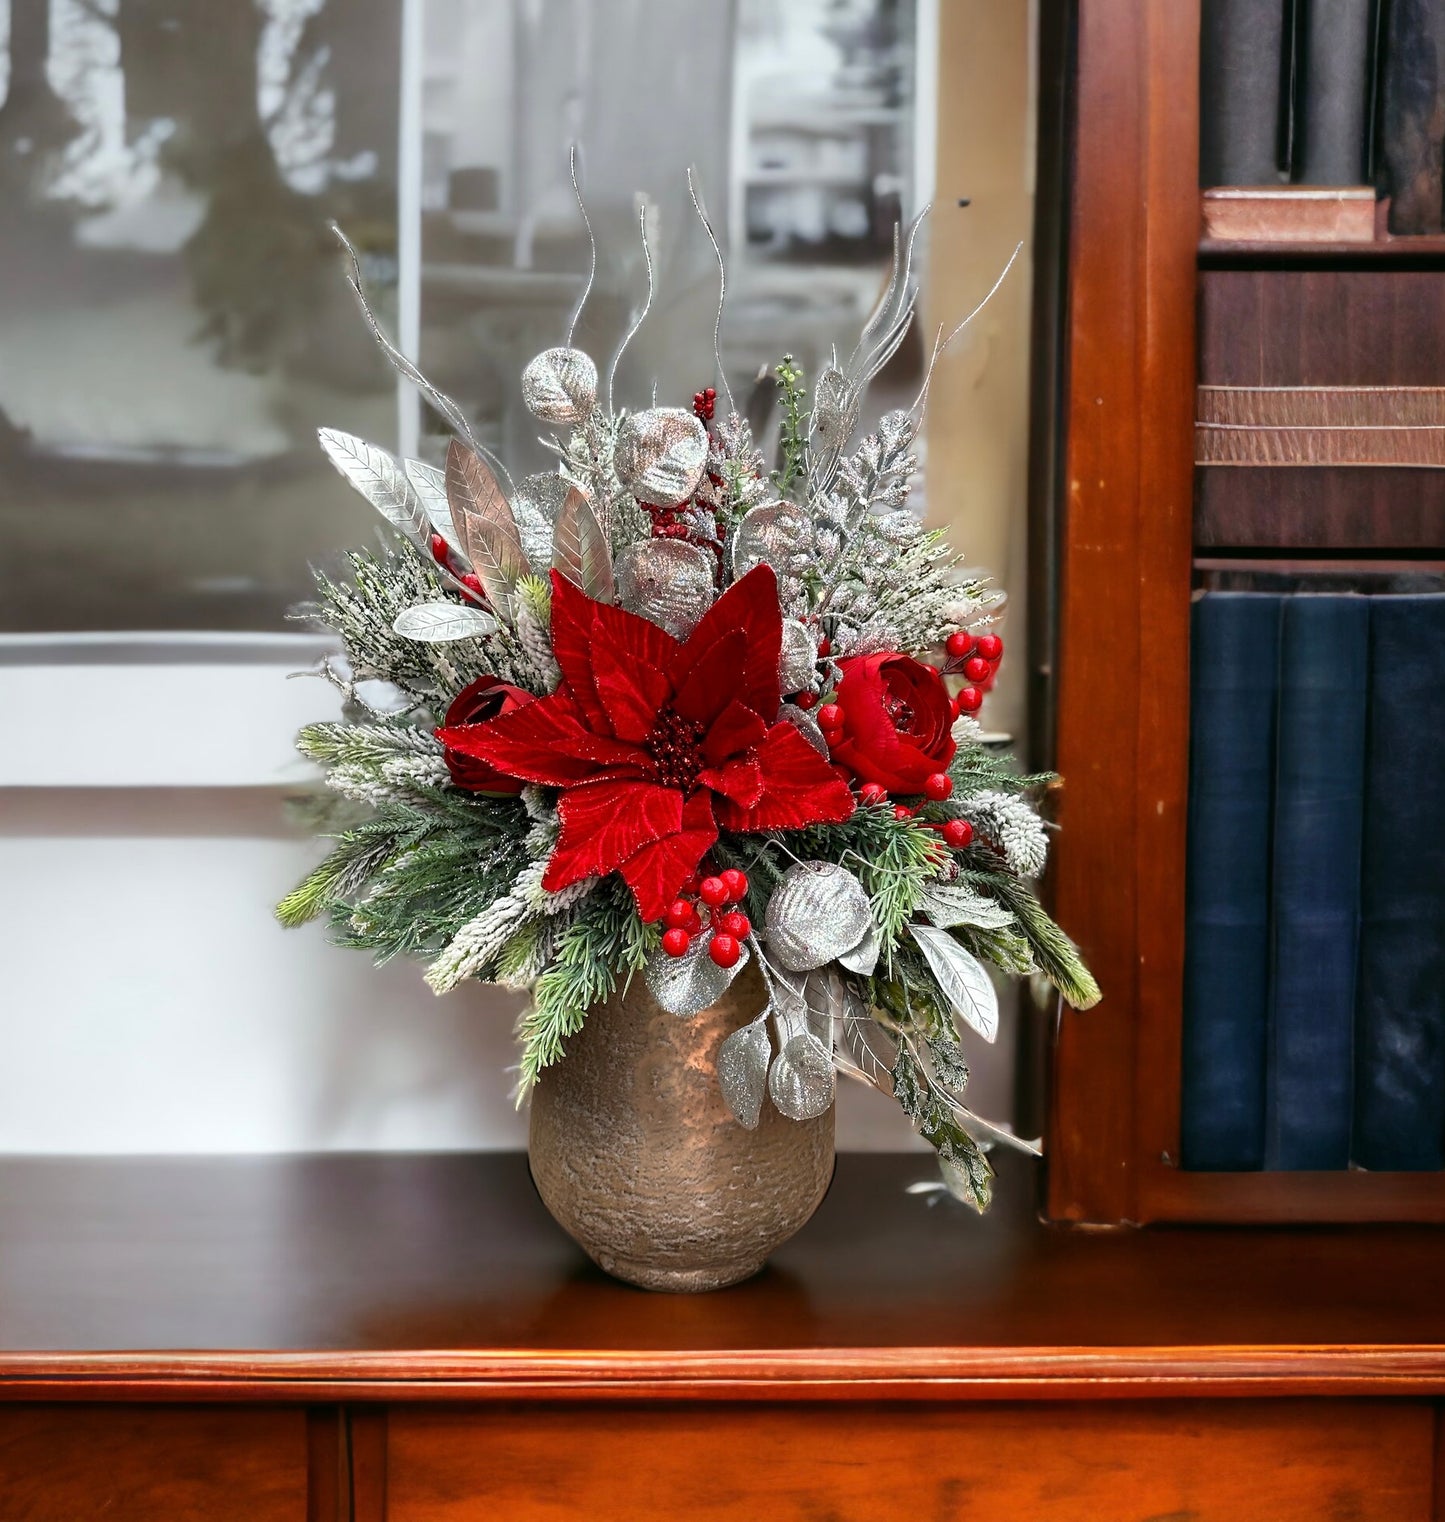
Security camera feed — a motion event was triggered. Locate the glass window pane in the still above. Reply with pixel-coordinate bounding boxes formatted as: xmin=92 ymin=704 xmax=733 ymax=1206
xmin=1 ymin=0 xmax=931 ymax=634
xmin=0 ymin=0 xmax=402 ymax=631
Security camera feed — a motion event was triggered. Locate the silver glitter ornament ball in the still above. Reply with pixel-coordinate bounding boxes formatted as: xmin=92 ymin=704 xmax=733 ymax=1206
xmin=614 ymin=407 xmax=709 ymax=507
xmin=616 ymin=539 xmax=716 ymax=639
xmin=764 ymin=861 xmax=875 ymax=973
xmin=521 ymin=348 xmax=599 ymax=425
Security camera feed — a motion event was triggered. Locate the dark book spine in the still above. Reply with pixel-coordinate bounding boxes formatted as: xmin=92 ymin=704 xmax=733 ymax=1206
xmin=1201 ymin=0 xmax=1289 ymax=185
xmin=1296 ymin=0 xmax=1375 ymax=183
xmin=1377 ymin=0 xmax=1445 ymax=232
xmin=1181 ymin=593 xmax=1282 ymax=1171
xmin=1266 ymin=596 xmax=1369 ymax=1170
xmin=1353 ymin=594 xmax=1445 ymax=1170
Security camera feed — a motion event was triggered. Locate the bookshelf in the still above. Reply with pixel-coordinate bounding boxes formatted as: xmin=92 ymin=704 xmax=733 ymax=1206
xmin=1041 ymin=0 xmax=1445 ymax=1224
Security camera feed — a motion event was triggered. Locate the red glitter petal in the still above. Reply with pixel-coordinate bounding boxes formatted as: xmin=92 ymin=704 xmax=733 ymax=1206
xmin=713 ymin=723 xmax=855 ymax=832
xmin=669 ymin=566 xmax=782 ymax=723
xmin=702 ymin=699 xmax=770 ymax=766
xmin=544 ymin=780 xmax=684 ymax=891
xmin=437 ymin=690 xmax=599 ymax=787
xmin=697 ymin=755 xmax=764 ymax=808
xmin=617 ymin=790 xmax=719 ymax=921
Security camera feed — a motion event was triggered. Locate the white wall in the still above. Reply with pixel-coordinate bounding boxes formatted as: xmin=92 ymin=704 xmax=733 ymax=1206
xmin=0 ymin=644 xmax=981 ymax=1153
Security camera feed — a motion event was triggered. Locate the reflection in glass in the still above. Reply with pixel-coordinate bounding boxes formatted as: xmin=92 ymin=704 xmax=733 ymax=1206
xmin=0 ymin=0 xmax=926 ymax=633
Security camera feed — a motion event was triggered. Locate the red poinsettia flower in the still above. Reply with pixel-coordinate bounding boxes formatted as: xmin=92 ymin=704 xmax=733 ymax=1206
xmin=435 ymin=565 xmax=855 ymax=920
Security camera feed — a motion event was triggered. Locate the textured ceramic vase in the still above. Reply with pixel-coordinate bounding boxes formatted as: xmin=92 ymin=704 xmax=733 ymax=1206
xmin=528 ymin=961 xmax=835 ymax=1291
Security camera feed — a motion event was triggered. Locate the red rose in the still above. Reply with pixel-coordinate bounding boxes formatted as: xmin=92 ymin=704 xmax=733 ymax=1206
xmin=829 ymin=652 xmax=956 ymax=794
xmin=438 ymin=677 xmax=535 ymax=794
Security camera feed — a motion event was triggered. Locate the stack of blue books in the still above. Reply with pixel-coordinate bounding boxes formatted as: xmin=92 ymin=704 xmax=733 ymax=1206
xmin=1180 ymin=592 xmax=1445 ymax=1173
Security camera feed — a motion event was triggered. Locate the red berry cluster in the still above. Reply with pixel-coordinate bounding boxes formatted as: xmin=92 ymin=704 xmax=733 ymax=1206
xmin=644 ymin=498 xmax=725 ymax=573
xmin=430 ymin=533 xmax=486 ymax=605
xmin=692 ymin=386 xmax=717 ymax=422
xmin=855 ymin=770 xmax=971 ymax=849
xmin=945 ymin=630 xmax=1004 ymax=716
xmin=660 ymin=867 xmax=751 ymax=967
xmin=644 ymin=501 xmax=698 ymax=541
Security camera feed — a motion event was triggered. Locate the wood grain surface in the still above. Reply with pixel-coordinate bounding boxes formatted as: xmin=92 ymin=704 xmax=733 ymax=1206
xmin=0 ymin=1405 xmax=310 ymax=1521
xmin=0 ymin=1152 xmax=1440 ymax=1401
xmin=382 ymin=1400 xmax=1435 ymax=1522
xmin=1048 ymin=0 xmax=1198 ymax=1224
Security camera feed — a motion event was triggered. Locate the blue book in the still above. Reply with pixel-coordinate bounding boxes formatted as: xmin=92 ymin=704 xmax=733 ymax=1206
xmin=1353 ymin=595 xmax=1445 ymax=1171
xmin=1266 ymin=596 xmax=1368 ymax=1170
xmin=1181 ymin=593 xmax=1282 ymax=1171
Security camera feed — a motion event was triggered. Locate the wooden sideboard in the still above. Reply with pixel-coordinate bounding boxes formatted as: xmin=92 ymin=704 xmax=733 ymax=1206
xmin=0 ymin=1151 xmax=1441 ymax=1519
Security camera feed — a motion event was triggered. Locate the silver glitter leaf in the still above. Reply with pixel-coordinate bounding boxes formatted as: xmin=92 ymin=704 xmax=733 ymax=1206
xmin=837 ymin=920 xmax=880 ymax=976
xmin=802 ymin=967 xmax=845 ymax=1046
xmin=520 ymin=347 xmax=598 ymax=425
xmin=446 ymin=439 xmax=530 ymax=625
xmin=392 ymin=602 xmax=498 ymax=642
xmin=716 ymin=1012 xmax=772 ymax=1130
xmin=778 ymin=619 xmax=817 ymax=694
xmin=778 ymin=703 xmax=830 ymax=758
xmin=552 ymin=487 xmax=614 ymax=603
xmin=615 ymin=539 xmax=715 ymax=638
xmin=514 ymin=471 xmax=572 ymax=523
xmin=919 ymin=880 xmax=1015 ymax=932
xmin=767 ymin=1032 xmax=836 ymax=1121
xmin=403 ymin=459 xmax=462 ymax=556
xmin=731 ymin=501 xmax=812 ymax=580
xmin=644 ymin=935 xmax=750 ymax=1019
xmin=810 ymin=365 xmax=855 ymax=447
xmin=909 ymin=924 xmax=1000 ymax=1043
xmin=512 ymin=473 xmax=571 ymax=574
xmin=764 ymin=862 xmax=873 ymax=973
xmin=842 ymin=1009 xmax=899 ymax=1094
xmin=767 ymin=965 xmax=811 ymax=1034
xmin=318 ymin=429 xmax=429 ymax=549
xmin=939 ymin=1146 xmax=994 ymax=1212
xmin=614 ymin=407 xmax=708 ymax=507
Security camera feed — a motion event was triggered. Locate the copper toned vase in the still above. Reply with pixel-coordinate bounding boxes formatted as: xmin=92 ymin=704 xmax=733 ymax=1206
xmin=528 ymin=961 xmax=835 ymax=1291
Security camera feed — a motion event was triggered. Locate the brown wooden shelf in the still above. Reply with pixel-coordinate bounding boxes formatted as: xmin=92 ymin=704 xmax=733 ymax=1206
xmin=1144 ymin=1163 xmax=1445 ymax=1224
xmin=0 ymin=1151 xmax=1441 ymax=1403
xmin=1199 ymin=237 xmax=1445 ymax=268
xmin=1047 ymin=0 xmax=1445 ymax=1229
xmin=1194 ymin=556 xmax=1445 ymax=574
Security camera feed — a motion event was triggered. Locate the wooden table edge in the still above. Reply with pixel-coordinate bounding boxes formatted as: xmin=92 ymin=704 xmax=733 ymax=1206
xmin=1 ymin=1345 xmax=1442 ymax=1402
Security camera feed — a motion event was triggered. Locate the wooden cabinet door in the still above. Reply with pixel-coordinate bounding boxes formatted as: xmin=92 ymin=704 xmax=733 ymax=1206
xmin=0 ymin=1405 xmax=317 ymax=1522
xmin=380 ymin=1399 xmax=1435 ymax=1522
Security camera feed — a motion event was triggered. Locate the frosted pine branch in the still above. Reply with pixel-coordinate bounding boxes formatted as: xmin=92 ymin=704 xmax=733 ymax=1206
xmin=514 ymin=584 xmax=561 ymax=691
xmin=381 ymin=754 xmax=451 ymax=790
xmin=425 ymin=856 xmax=593 ymax=994
xmin=297 ymin=722 xmax=441 ymax=769
xmin=965 ymin=790 xmax=1049 ymax=878
xmin=324 ymin=765 xmax=406 ymax=808
xmin=426 ymin=892 xmax=534 ymax=992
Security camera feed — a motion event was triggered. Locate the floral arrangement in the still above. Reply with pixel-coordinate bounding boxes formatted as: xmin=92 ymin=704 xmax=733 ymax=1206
xmin=278 ymin=209 xmax=1098 ymax=1211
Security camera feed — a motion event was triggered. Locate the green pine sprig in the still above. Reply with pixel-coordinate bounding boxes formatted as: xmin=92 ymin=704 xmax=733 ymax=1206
xmin=517 ymin=879 xmax=656 ymax=1097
